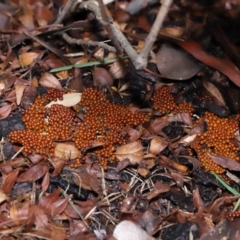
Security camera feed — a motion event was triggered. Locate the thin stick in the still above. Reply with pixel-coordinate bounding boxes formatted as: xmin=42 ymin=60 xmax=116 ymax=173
xmin=80 ymin=1 xmax=139 ymax=65
xmin=96 ymin=0 xmax=122 ymax=53
xmin=62 ymin=32 xmax=116 ymax=52
xmin=136 ymin=0 xmax=173 ymax=69
xmin=54 ymin=0 xmax=76 ymax=24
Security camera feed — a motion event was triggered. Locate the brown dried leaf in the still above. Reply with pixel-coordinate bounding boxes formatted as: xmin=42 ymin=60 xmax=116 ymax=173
xmin=28 ymin=204 xmax=49 ymax=229
xmin=175 ymin=40 xmax=240 ymax=87
xmin=19 ymin=52 xmax=39 ymax=67
xmin=203 ymin=80 xmax=226 ymax=106
xmin=46 ymin=92 xmax=82 ymax=108
xmin=156 ymin=43 xmax=202 ymax=80
xmin=193 ymin=188 xmax=205 ymax=213
xmin=149 ymin=136 xmax=168 ymax=155
xmin=137 ymin=167 xmax=149 ymax=177
xmin=18 ymin=164 xmax=49 ymax=182
xmin=51 ymin=197 xmax=70 ymax=217
xmin=0 ymin=104 xmax=12 ymax=120
xmin=39 ymin=72 xmax=63 ymax=90
xmin=1 ymin=170 xmax=19 ymax=194
xmin=42 ymin=172 xmax=50 ymax=193
xmin=38 ymin=188 xmax=61 ymax=215
xmin=208 ymin=153 xmax=240 ymax=171
xmin=15 ymin=83 xmax=27 ymax=105
xmin=147 ymin=181 xmax=171 ymax=200
xmin=109 ymin=60 xmax=127 ymax=79
xmin=93 ymin=67 xmax=113 ymax=87
xmin=0 ymin=188 xmax=8 ymax=203
xmin=51 ymin=157 xmax=66 ymax=177
xmin=169 ymin=171 xmax=184 ymax=188
xmin=54 ymin=143 xmax=80 ymax=159
xmin=115 ymin=141 xmax=144 ymax=164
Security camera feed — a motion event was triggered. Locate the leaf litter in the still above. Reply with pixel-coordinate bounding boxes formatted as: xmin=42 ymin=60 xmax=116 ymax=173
xmin=1 ymin=0 xmax=240 ymax=239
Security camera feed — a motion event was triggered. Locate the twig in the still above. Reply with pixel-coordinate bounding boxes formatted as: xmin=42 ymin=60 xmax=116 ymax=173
xmin=62 ymin=32 xmax=116 ymax=52
xmin=54 ymin=0 xmax=76 ymax=24
xmin=80 ymin=0 xmax=173 ymax=69
xmin=23 ymin=30 xmax=67 ymax=60
xmin=80 ymin=1 xmax=139 ymax=65
xmin=61 ymin=189 xmax=90 ymax=229
xmin=135 ymin=0 xmax=173 ymax=69
xmin=96 ymin=0 xmax=122 ymax=53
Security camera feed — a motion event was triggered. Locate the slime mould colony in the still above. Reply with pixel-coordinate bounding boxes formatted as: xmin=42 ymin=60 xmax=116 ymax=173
xmin=8 ymin=86 xmax=240 ymax=173
xmin=9 ymin=88 xmax=149 ymax=169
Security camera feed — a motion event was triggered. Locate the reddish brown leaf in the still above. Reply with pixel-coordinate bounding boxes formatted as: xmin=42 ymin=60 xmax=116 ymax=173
xmin=156 ymin=42 xmax=202 ymax=80
xmin=147 ymin=181 xmax=171 ymax=200
xmin=93 ymin=67 xmax=113 ymax=87
xmin=115 ymin=141 xmax=144 ymax=164
xmin=51 ymin=197 xmax=70 ymax=217
xmin=1 ymin=170 xmax=19 ymax=194
xmin=149 ymin=136 xmax=168 ymax=155
xmin=38 ymin=188 xmax=61 ymax=216
xmin=28 ymin=204 xmax=49 ymax=229
xmin=42 ymin=172 xmax=50 ymax=193
xmin=175 ymin=40 xmax=240 ymax=87
xmin=17 ymin=164 xmax=49 ymax=182
xmin=0 ymin=104 xmax=12 ymax=120
xmin=50 ymin=157 xmax=66 ymax=177
xmin=208 ymin=153 xmax=240 ymax=171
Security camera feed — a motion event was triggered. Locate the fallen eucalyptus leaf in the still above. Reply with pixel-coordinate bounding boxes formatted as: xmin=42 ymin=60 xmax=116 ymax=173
xmin=149 ymin=136 xmax=168 ymax=155
xmin=54 ymin=143 xmax=80 ymax=159
xmin=39 ymin=72 xmax=63 ymax=90
xmin=115 ymin=141 xmax=144 ymax=164
xmin=45 ymin=92 xmax=82 ymax=108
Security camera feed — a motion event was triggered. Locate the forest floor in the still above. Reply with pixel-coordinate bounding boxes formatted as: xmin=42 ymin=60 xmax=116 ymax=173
xmin=1 ymin=0 xmax=240 ymax=239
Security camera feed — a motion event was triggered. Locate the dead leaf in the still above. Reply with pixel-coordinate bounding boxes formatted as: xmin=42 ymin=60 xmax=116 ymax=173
xmin=42 ymin=172 xmax=50 ymax=193
xmin=0 ymin=189 xmax=8 ymax=203
xmin=39 ymin=72 xmax=63 ymax=90
xmin=46 ymin=92 xmax=82 ymax=108
xmin=109 ymin=60 xmax=127 ymax=79
xmin=156 ymin=43 xmax=202 ymax=80
xmin=137 ymin=167 xmax=149 ymax=177
xmin=147 ymin=181 xmax=171 ymax=200
xmin=19 ymin=52 xmax=39 ymax=67
xmin=175 ymin=40 xmax=240 ymax=87
xmin=18 ymin=164 xmax=49 ymax=182
xmin=28 ymin=204 xmax=49 ymax=229
xmin=203 ymin=80 xmax=226 ymax=106
xmin=149 ymin=136 xmax=168 ymax=155
xmin=115 ymin=141 xmax=144 ymax=164
xmin=1 ymin=170 xmax=19 ymax=194
xmin=15 ymin=83 xmax=27 ymax=105
xmin=0 ymin=104 xmax=12 ymax=120
xmin=50 ymin=157 xmax=66 ymax=177
xmin=208 ymin=153 xmax=240 ymax=171
xmin=54 ymin=143 xmax=80 ymax=159
xmin=93 ymin=67 xmax=113 ymax=87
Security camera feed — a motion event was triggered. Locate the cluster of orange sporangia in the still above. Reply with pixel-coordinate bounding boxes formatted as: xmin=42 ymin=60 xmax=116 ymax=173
xmin=9 ymin=88 xmax=74 ymax=157
xmin=191 ymin=112 xmax=239 ymax=174
xmin=73 ymin=88 xmax=150 ymax=169
xmin=151 ymin=85 xmax=194 ymax=115
xmin=151 ymin=85 xmax=240 ymax=173
xmin=226 ymin=211 xmax=240 ymax=221
xmin=9 ymin=87 xmax=150 ymax=169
